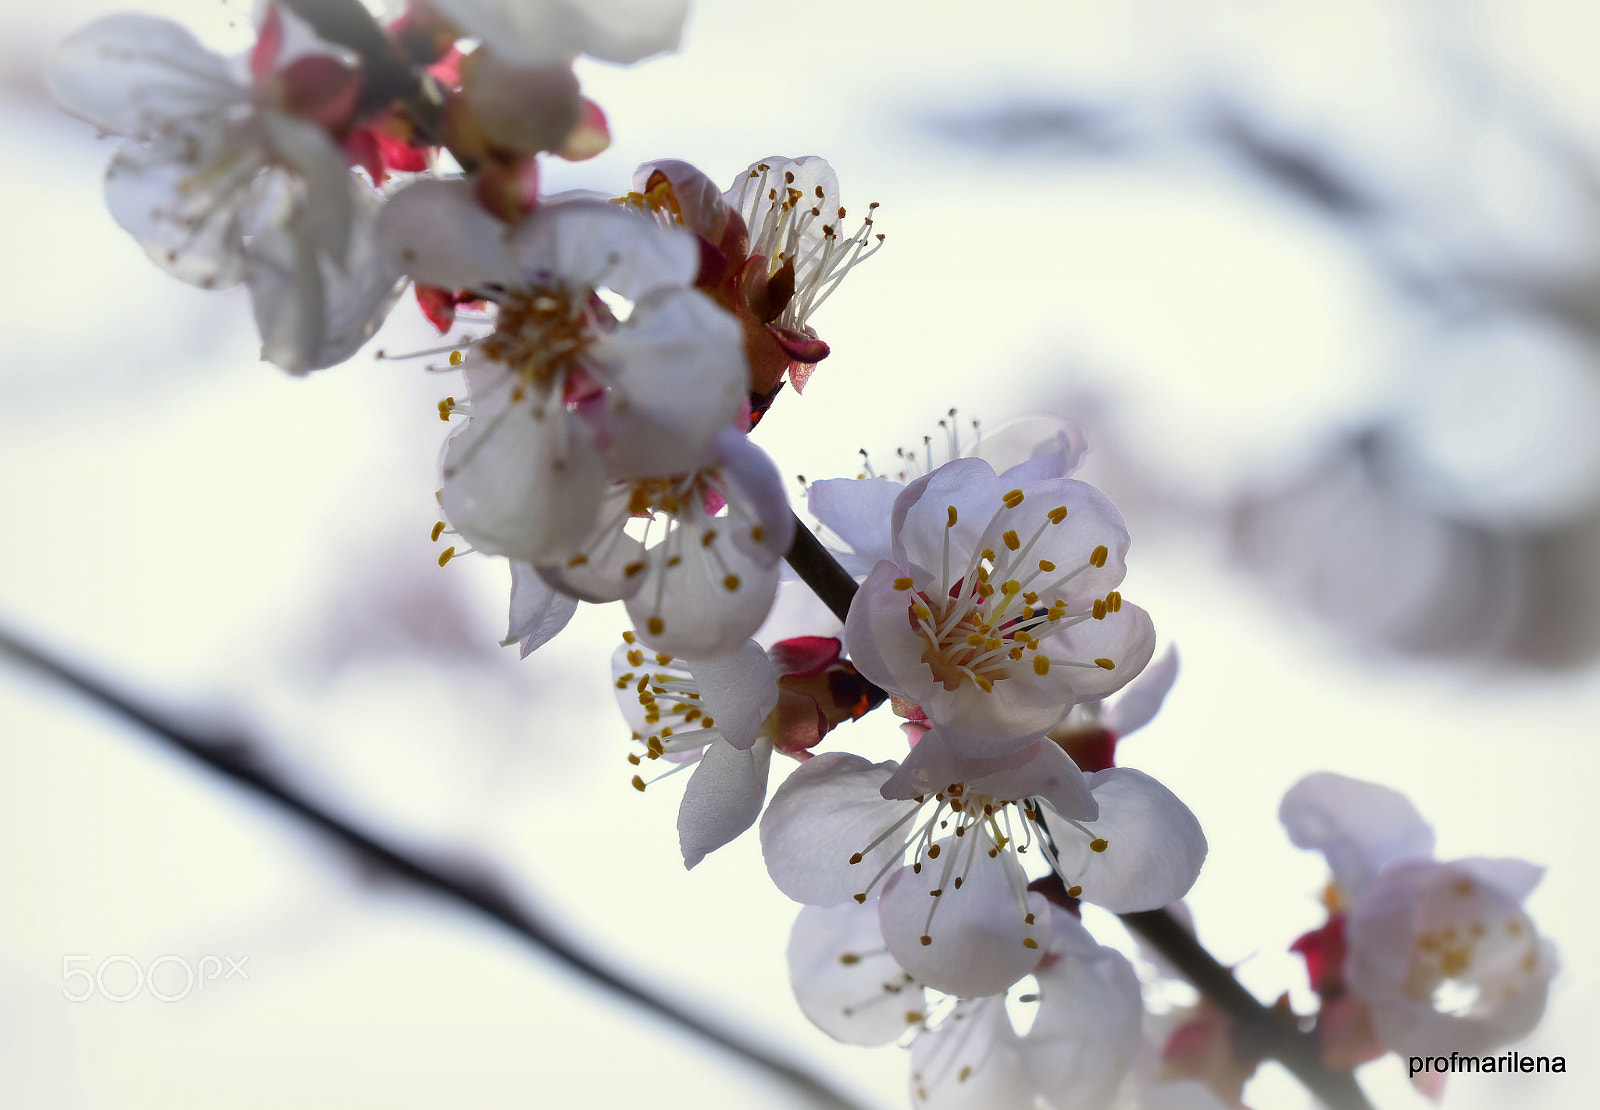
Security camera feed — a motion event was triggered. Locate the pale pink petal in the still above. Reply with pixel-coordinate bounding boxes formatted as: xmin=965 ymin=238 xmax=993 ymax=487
xmin=788 ymin=901 xmax=924 ymax=1047
xmin=1100 ymin=644 xmax=1179 ymax=737
xmin=1047 ymin=768 xmax=1206 ymax=913
xmin=1021 ymin=919 xmax=1143 ymax=1110
xmin=685 ymin=639 xmax=778 ymax=750
xmin=505 ymin=561 xmax=578 ymax=656
xmin=377 ymin=178 xmax=517 ymax=291
xmin=760 ymin=753 xmax=913 ymax=906
xmin=878 ymin=842 xmax=1049 ymax=998
xmin=678 ymin=736 xmax=773 ymax=868
xmin=49 ymin=14 xmax=241 ymax=136
xmin=1280 ymin=772 xmax=1435 ymax=898
xmin=808 ymin=476 xmax=903 ymax=568
xmin=910 ymin=997 xmax=1035 ymax=1110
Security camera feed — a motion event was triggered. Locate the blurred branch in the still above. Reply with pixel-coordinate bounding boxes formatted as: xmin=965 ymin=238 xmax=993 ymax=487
xmin=0 ymin=623 xmax=878 ymax=1110
xmin=782 ymin=522 xmax=1378 ymax=1110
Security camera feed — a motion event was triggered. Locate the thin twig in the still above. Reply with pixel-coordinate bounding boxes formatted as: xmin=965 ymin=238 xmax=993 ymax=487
xmin=0 ymin=624 xmax=876 ymax=1110
xmin=779 ymin=519 xmax=1378 ymax=1110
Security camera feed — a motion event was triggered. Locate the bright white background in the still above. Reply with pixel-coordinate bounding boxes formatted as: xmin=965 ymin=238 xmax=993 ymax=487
xmin=2 ymin=1 xmax=1598 ymax=1107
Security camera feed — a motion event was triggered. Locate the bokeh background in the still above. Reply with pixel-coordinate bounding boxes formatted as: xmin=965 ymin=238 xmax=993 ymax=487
xmin=3 ymin=0 xmax=1598 ymax=1106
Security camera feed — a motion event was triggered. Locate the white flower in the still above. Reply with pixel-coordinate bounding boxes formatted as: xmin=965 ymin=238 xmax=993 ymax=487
xmin=428 ymin=0 xmax=688 ymax=67
xmin=49 ymin=10 xmax=400 ymax=373
xmin=760 ymin=737 xmax=1204 ymax=998
xmin=1346 ymin=857 xmax=1557 ymax=1057
xmin=787 ymin=896 xmax=1143 ymax=1110
xmin=845 ymin=456 xmax=1156 ymax=758
xmin=614 ymin=634 xmax=883 ymax=868
xmin=378 ymin=182 xmax=747 ymax=564
xmin=541 ymin=428 xmax=794 ymax=657
xmin=1280 ymin=773 xmax=1558 ymax=1059
xmin=810 ymin=412 xmax=1090 ymax=576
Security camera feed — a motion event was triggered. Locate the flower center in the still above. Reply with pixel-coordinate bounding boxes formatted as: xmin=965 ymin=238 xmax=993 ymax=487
xmin=478 ymin=284 xmax=597 ymax=397
xmin=894 ymin=488 xmax=1122 ymax=695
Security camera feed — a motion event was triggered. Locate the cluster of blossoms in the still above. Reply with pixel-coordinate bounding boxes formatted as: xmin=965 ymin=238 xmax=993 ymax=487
xmin=50 ymin=1 xmax=1556 ymax=1107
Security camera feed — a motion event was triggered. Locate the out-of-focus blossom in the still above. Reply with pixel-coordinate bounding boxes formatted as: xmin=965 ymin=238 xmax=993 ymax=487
xmin=48 ymin=8 xmax=403 ymax=372
xmin=613 ymin=634 xmax=882 ymax=868
xmin=541 ymin=428 xmax=793 ymax=657
xmin=845 ymin=456 xmax=1155 ymax=757
xmin=760 ymin=739 xmax=1203 ymax=998
xmin=427 ymin=0 xmax=688 ymax=68
xmin=378 ymin=183 xmax=746 ymax=564
xmin=788 ymin=896 xmax=1143 ymax=1110
xmin=1281 ymin=773 xmax=1558 ymax=1064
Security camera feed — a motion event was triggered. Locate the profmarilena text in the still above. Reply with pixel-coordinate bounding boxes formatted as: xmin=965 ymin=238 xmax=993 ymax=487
xmin=1409 ymin=1051 xmax=1565 ymax=1078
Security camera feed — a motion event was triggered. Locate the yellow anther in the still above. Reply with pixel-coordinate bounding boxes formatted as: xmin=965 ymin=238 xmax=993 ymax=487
xmin=631 ymin=775 xmax=646 ymax=792
xmin=430 ymin=521 xmax=446 ymax=542
xmin=701 ymin=717 xmax=714 ymax=727
xmin=927 ymin=844 xmax=941 ymax=859
xmin=751 ymin=525 xmax=765 ymax=542
xmin=894 ymin=576 xmax=915 ymax=590
xmin=1047 ymin=506 xmax=1069 ymax=524
xmin=623 ymin=561 xmax=645 ymax=578
xmin=1033 ymin=656 xmax=1050 ymax=676
xmin=448 ymin=350 xmax=463 ymax=367
xmin=1093 ymin=600 xmax=1106 ymax=620
xmin=622 ymin=630 xmax=637 ymax=644
xmin=437 ymin=546 xmax=455 ymax=566
xmin=1037 ymin=559 xmax=1055 ymax=573
xmin=655 ymin=652 xmax=672 ymax=664
xmin=1090 ymin=838 xmax=1108 ymax=853
xmin=1002 ymin=489 xmax=1025 ymax=508
xmin=648 ymin=617 xmax=664 ymax=636
xmin=1009 ymin=646 xmax=1024 ymax=661
xmin=958 ymin=1065 xmax=972 ymax=1082
xmin=966 ymin=633 xmax=986 ymax=647
xmin=986 ymin=637 xmax=1003 ymax=651
xmin=974 ymin=675 xmax=994 ymax=693
xmin=1024 ymin=913 xmax=1035 ymax=925
xmin=1090 ymin=545 xmax=1108 ymax=567
xmin=1094 ymin=658 xmax=1115 ymax=670
xmin=1023 ymin=937 xmax=1039 ymax=949
xmin=701 ymin=529 xmax=718 ymax=547
xmin=981 ymin=548 xmax=996 ymax=563
xmin=1001 ymin=580 xmax=1021 ymax=597
xmin=913 ymin=603 xmax=933 ymax=621
xmin=1066 ymin=884 xmax=1083 ymax=898
xmin=626 ymin=649 xmax=645 ymax=666
xmin=1022 ymin=591 xmax=1039 ymax=606
xmin=946 ymin=505 xmax=958 ymax=527
xmin=1107 ymin=590 xmax=1122 ymax=612
xmin=919 ymin=935 xmax=932 ymax=947
xmin=724 ymin=574 xmax=741 ymax=591
xmin=839 ymin=953 xmax=860 ymax=965
xmin=1003 ymin=529 xmax=1021 ymax=551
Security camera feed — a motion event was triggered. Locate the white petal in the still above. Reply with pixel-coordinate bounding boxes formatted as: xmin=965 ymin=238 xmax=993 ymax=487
xmin=376 ymin=178 xmax=517 ymax=290
xmin=506 ymin=561 xmax=579 ymax=656
xmin=592 ymin=288 xmax=746 ymax=478
xmin=440 ymin=377 xmax=606 ymax=562
xmin=685 ymin=639 xmax=779 ymax=751
xmin=1046 ymin=601 xmax=1158 ymax=702
xmin=627 ymin=523 xmax=780 ymax=658
xmin=247 ymin=185 xmax=402 ymax=374
xmin=788 ymin=901 xmax=924 ymax=1047
xmin=1046 ymin=768 xmax=1206 ymax=913
xmin=1279 ymin=772 xmax=1435 ymax=898
xmin=808 ymin=476 xmax=903 ymax=566
xmin=510 ymin=198 xmax=697 ymax=301
xmin=910 ymin=997 xmax=1035 ymax=1110
xmin=1100 ymin=644 xmax=1179 ymax=737
xmin=983 ymin=415 xmax=1089 ymax=482
xmin=1021 ymin=920 xmax=1143 ymax=1110
xmin=432 ymin=0 xmax=685 ymax=67
xmin=49 ymin=14 xmax=241 ymax=137
xmin=880 ymin=733 xmax=1097 ymax=823
xmin=678 ymin=736 xmax=773 ymax=869
xmin=104 ymin=137 xmax=252 ymax=289
xmin=713 ymin=431 xmax=796 ymax=564
xmin=890 ymin=457 xmax=1001 ymax=577
xmin=879 ymin=843 xmax=1049 ymax=998
xmin=760 ymin=753 xmax=912 ymax=906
